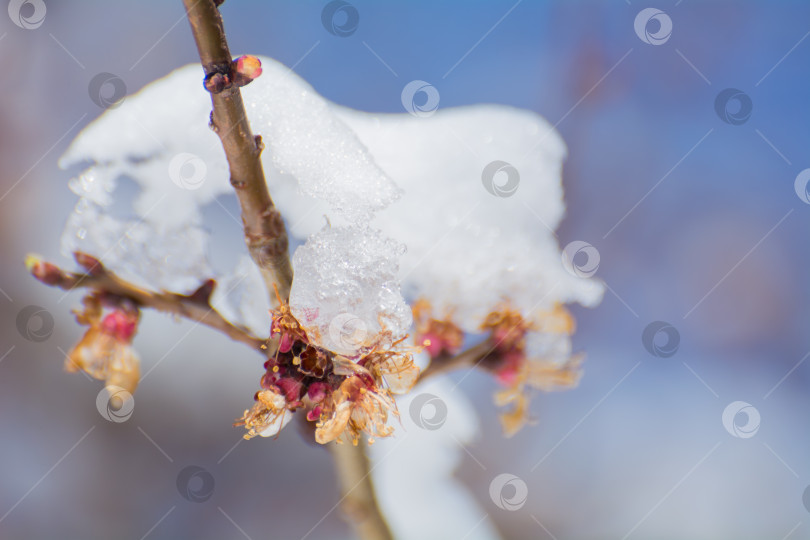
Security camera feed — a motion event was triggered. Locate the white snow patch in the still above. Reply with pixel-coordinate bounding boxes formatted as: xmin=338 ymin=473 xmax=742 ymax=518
xmin=369 ymin=372 xmax=501 ymax=540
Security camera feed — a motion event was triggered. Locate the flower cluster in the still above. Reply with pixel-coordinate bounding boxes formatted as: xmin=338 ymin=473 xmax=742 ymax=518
xmin=237 ymin=298 xmax=419 ymax=445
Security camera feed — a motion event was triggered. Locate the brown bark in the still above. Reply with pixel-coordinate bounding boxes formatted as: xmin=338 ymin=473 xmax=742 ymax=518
xmin=182 ymin=0 xmax=294 ymax=303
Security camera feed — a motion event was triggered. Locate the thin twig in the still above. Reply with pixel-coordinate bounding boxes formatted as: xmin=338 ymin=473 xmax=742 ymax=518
xmin=182 ymin=4 xmax=392 ymax=540
xmin=417 ymin=340 xmax=495 ymax=382
xmin=29 ymin=253 xmax=266 ymax=351
xmin=182 ymin=0 xmax=294 ymax=303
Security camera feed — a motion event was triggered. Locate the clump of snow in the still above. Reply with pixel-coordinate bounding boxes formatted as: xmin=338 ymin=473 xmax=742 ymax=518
xmin=370 ymin=372 xmax=501 ymax=540
xmin=59 ymin=55 xmax=601 ymax=346
xmin=210 ymin=255 xmax=272 ymax=338
xmin=289 ymin=225 xmax=411 ymax=355
xmin=246 ymin=74 xmax=400 ymax=224
xmin=333 ymin=104 xmax=603 ymax=330
xmin=61 ymin=198 xmax=212 ymax=292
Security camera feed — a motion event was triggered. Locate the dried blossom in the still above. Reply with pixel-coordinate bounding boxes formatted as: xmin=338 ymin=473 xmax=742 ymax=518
xmin=314 ymin=372 xmax=397 ymax=445
xmin=66 ymin=293 xmax=141 ymax=394
xmin=481 ymin=303 xmax=581 ymax=436
xmin=360 ymin=340 xmax=420 ymax=394
xmin=236 ymin=295 xmax=414 ymax=445
xmin=236 ymin=388 xmax=294 ymax=438
xmin=412 ymin=298 xmax=463 ymax=358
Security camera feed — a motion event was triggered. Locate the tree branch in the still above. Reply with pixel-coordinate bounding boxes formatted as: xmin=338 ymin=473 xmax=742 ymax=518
xmin=329 ymin=443 xmax=394 ymax=540
xmin=417 ymin=339 xmax=495 ymax=382
xmin=182 ymin=0 xmax=294 ymax=303
xmin=28 ymin=253 xmax=266 ymax=352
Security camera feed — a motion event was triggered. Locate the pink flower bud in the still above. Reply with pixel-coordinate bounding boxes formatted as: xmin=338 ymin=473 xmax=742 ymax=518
xmin=26 ymin=254 xmax=64 ymax=286
xmin=420 ymin=332 xmax=443 ymax=357
xmin=307 ymin=381 xmax=330 ymax=403
xmin=100 ymin=310 xmax=138 ymax=343
xmin=74 ymin=252 xmax=103 ymax=276
xmin=275 ymin=377 xmax=304 ymax=402
xmin=306 ymin=405 xmax=323 ymax=422
xmin=278 ymin=332 xmax=294 ymax=353
xmin=235 ymin=55 xmax=262 ymax=80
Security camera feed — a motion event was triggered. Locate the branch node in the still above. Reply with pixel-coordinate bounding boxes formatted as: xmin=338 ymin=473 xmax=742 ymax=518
xmin=254 ymin=134 xmax=264 ymax=155
xmin=208 ymin=111 xmax=219 ymax=133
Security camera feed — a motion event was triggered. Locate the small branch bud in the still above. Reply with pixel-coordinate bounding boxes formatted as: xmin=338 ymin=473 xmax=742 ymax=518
xmin=26 ymin=253 xmax=66 ymax=286
xmin=204 ymin=71 xmax=231 ymax=94
xmin=74 ymin=252 xmax=104 ymax=276
xmin=233 ymin=55 xmax=262 ymax=87
xmin=254 ymin=135 xmax=265 ymax=155
xmin=186 ymin=278 xmax=216 ymax=305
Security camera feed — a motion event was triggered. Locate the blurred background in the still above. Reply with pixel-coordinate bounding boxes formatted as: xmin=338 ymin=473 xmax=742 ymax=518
xmin=1 ymin=1 xmax=809 ymax=539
